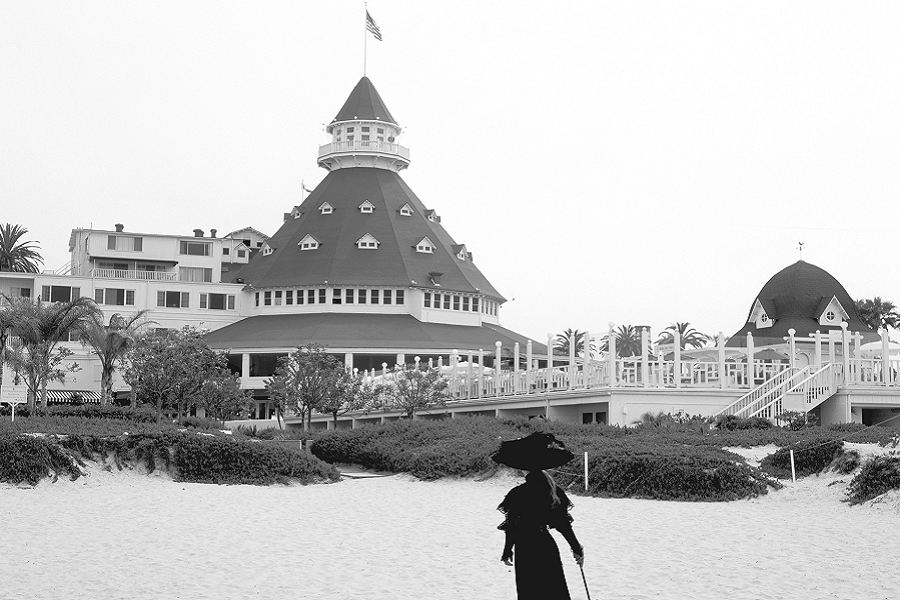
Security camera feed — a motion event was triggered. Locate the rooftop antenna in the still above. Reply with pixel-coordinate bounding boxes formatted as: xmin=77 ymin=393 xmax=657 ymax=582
xmin=798 ymin=241 xmax=804 ymax=260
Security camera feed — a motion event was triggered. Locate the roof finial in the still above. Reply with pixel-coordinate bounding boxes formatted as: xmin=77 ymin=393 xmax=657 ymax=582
xmin=797 ymin=241 xmax=804 ymax=260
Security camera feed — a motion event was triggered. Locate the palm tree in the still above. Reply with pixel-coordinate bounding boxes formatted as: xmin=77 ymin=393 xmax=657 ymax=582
xmin=7 ymin=297 xmax=100 ymax=410
xmin=599 ymin=324 xmax=644 ymax=358
xmin=657 ymin=322 xmax=709 ymax=350
xmin=78 ymin=311 xmax=152 ymax=406
xmin=553 ymin=328 xmax=597 ymax=358
xmin=0 ymin=224 xmax=43 ymax=273
xmin=855 ymin=297 xmax=900 ymax=332
xmin=0 ymin=294 xmax=18 ymax=388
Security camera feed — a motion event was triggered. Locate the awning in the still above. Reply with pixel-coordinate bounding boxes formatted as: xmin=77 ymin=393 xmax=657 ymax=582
xmin=46 ymin=390 xmax=102 ymax=404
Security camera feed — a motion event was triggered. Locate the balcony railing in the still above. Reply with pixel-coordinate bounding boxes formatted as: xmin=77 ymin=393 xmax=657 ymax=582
xmin=90 ymin=268 xmax=177 ymax=281
xmin=317 ymin=140 xmax=410 ymax=160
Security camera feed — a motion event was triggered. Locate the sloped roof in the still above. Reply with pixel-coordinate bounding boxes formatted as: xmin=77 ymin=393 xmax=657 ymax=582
xmin=204 ymin=313 xmax=544 ymax=354
xmin=226 ymin=167 xmax=503 ymax=300
xmin=331 ymin=76 xmax=397 ymax=125
xmin=727 ymin=260 xmax=876 ymax=347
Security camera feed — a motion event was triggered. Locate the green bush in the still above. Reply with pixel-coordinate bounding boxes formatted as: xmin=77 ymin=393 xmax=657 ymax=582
xmin=714 ymin=414 xmax=774 ymax=431
xmin=0 ymin=434 xmax=82 ymax=485
xmin=830 ymin=450 xmax=860 ymax=474
xmin=760 ymin=439 xmax=844 ymax=478
xmin=179 ymin=416 xmax=227 ymax=431
xmin=846 ymin=456 xmax=900 ymax=505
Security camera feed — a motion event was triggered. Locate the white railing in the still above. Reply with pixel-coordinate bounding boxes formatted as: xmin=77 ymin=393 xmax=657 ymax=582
xmin=90 ymin=268 xmax=177 ymax=281
xmin=715 ymin=367 xmax=803 ymax=418
xmin=318 ymin=140 xmax=411 ymax=160
xmin=788 ymin=363 xmax=840 ymax=412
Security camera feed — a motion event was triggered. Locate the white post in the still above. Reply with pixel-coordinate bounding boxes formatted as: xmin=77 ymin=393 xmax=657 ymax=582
xmin=841 ymin=322 xmax=850 ymax=385
xmin=513 ymin=342 xmax=520 ymax=393
xmin=477 ymin=349 xmax=485 ymax=398
xmin=467 ymin=351 xmax=474 ymax=399
xmin=882 ymin=328 xmax=891 ymax=386
xmin=451 ymin=349 xmax=459 ymax=398
xmin=526 ymin=340 xmax=533 ymax=392
xmin=718 ymin=332 xmax=726 ymax=389
xmin=814 ymin=330 xmax=822 ymax=368
xmin=788 ymin=329 xmax=797 ymax=371
xmin=583 ymin=451 xmax=589 ymax=492
xmin=607 ymin=322 xmax=617 ymax=387
xmin=568 ymin=332 xmax=576 ymax=390
xmin=495 ymin=341 xmax=503 ymax=396
xmin=828 ymin=331 xmax=836 ymax=365
xmin=583 ymin=330 xmax=590 ymax=387
xmin=641 ymin=328 xmax=649 ymax=388
xmin=789 ymin=449 xmax=797 ymax=483
xmin=547 ymin=333 xmax=555 ymax=389
xmin=746 ymin=332 xmax=754 ymax=387
xmin=674 ymin=330 xmax=681 ymax=388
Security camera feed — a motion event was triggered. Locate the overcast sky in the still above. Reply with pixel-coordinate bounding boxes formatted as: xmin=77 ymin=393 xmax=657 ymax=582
xmin=2 ymin=2 xmax=899 ymax=344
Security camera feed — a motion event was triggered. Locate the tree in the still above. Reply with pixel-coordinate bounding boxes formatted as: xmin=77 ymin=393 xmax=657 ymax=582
xmin=267 ymin=345 xmax=346 ymax=431
xmin=599 ymin=324 xmax=644 ymax=358
xmin=5 ymin=296 xmax=99 ymax=410
xmin=375 ymin=362 xmax=451 ymax=419
xmin=124 ymin=327 xmax=225 ymax=424
xmin=553 ymin=329 xmax=597 ymax=358
xmin=657 ymin=322 xmax=709 ymax=351
xmin=856 ymin=297 xmax=900 ymax=332
xmin=0 ymin=295 xmax=17 ymax=391
xmin=319 ymin=372 xmax=377 ymax=427
xmin=0 ymin=224 xmax=43 ymax=273
xmin=198 ymin=371 xmax=253 ymax=426
xmin=78 ymin=311 xmax=152 ymax=406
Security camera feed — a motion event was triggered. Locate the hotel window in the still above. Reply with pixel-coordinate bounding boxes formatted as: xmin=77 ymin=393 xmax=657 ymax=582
xmin=237 ymin=249 xmax=246 ymax=258
xmin=274 ymin=291 xmax=282 ymax=305
xmin=453 ymin=296 xmax=460 ymax=311
xmin=179 ymin=240 xmax=211 ymax=256
xmin=346 ymin=289 xmax=354 ymax=304
xmin=179 ymin=267 xmax=212 ymax=283
xmin=370 ymin=289 xmax=379 ymax=304
xmin=255 ymin=292 xmax=259 ymax=307
xmin=318 ymin=288 xmax=326 ymax=304
xmin=319 ymin=203 xmax=334 ymax=215
xmin=377 ymin=128 xmax=384 ymax=134
xmin=95 ymin=288 xmax=134 ymax=306
xmin=358 ymin=289 xmax=367 ymax=304
xmin=383 ymin=290 xmax=392 ymax=305
xmin=472 ymin=297 xmax=479 ymax=312
xmin=357 ymin=234 xmax=380 ymax=249
xmin=416 ymin=237 xmax=435 ymax=253
xmin=443 ymin=294 xmax=451 ymax=310
xmin=41 ymin=286 xmax=80 ymax=303
xmin=264 ymin=291 xmax=272 ymax=306
xmin=463 ymin=297 xmax=470 ymax=311
xmin=424 ymin=292 xmax=431 ymax=308
xmin=359 ymin=201 xmax=375 ymax=213
xmin=157 ymin=291 xmax=189 ymax=308
xmin=222 ymin=247 xmax=229 ymax=256
xmin=335 ymin=128 xmax=342 ymax=134
xmin=361 ymin=134 xmax=370 ymax=142
xmin=362 ymin=126 xmax=370 ymax=132
xmin=347 ymin=127 xmax=354 ymax=133
xmin=107 ymin=235 xmax=143 ymax=252
xmin=333 ymin=289 xmax=342 ymax=305
xmin=307 ymin=289 xmax=315 ymax=304
xmin=399 ymin=204 xmax=413 ymax=217
xmin=396 ymin=290 xmax=404 ymax=305
xmin=299 ymin=235 xmax=320 ymax=250
xmin=286 ymin=290 xmax=294 ymax=305
xmin=228 ymin=295 xmax=235 ymax=310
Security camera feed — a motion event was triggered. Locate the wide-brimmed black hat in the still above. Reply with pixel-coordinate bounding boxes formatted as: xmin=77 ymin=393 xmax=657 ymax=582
xmin=491 ymin=432 xmax=574 ymax=471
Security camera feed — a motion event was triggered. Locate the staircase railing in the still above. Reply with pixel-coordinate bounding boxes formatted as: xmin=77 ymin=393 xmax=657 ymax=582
xmin=714 ymin=366 xmax=805 ymax=418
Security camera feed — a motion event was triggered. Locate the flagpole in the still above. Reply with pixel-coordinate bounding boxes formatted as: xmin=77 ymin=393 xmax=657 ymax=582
xmin=363 ymin=2 xmax=368 ymax=76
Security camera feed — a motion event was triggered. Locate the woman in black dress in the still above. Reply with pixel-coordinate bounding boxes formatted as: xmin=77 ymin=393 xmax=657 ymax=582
xmin=497 ymin=468 xmax=584 ymax=600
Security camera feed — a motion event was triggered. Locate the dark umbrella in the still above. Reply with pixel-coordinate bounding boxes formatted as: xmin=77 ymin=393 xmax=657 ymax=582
xmin=491 ymin=432 xmax=575 ymax=471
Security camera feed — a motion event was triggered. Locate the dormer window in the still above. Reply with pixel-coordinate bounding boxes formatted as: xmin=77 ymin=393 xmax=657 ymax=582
xmin=452 ymin=244 xmax=468 ymax=261
xmin=817 ymin=296 xmax=850 ymax=326
xmin=319 ymin=202 xmax=334 ymax=215
xmin=359 ymin=200 xmax=375 ymax=214
xmin=416 ymin=237 xmax=436 ymax=254
xmin=298 ymin=234 xmax=320 ymax=250
xmin=425 ymin=209 xmax=438 ymax=223
xmin=292 ymin=207 xmax=302 ymax=219
xmin=399 ymin=203 xmax=413 ymax=217
xmin=749 ymin=298 xmax=774 ymax=329
xmin=262 ymin=244 xmax=275 ymax=256
xmin=356 ymin=233 xmax=380 ymax=250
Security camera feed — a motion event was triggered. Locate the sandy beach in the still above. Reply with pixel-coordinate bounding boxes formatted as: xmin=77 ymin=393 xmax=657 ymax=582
xmin=2 ymin=448 xmax=899 ymax=600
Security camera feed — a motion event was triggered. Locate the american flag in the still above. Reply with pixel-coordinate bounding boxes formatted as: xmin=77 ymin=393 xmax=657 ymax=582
xmin=366 ymin=10 xmax=382 ymax=41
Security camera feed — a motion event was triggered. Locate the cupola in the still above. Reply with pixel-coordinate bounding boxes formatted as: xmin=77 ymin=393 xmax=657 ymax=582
xmin=318 ymin=76 xmax=410 ymax=172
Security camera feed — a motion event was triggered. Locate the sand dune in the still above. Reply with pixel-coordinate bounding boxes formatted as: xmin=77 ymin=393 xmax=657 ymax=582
xmin=1 ymin=453 xmax=899 ymax=600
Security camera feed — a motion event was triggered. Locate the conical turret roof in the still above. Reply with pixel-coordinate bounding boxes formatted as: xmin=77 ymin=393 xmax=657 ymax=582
xmin=331 ymin=76 xmax=397 ymax=125
xmin=727 ymin=260 xmax=875 ymax=346
xmin=227 ymin=168 xmax=503 ymax=299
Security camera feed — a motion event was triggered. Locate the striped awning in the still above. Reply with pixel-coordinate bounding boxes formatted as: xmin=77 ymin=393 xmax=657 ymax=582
xmin=46 ymin=390 xmax=103 ymax=404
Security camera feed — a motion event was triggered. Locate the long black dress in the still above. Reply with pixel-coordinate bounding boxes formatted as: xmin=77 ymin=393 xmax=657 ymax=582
xmin=497 ymin=472 xmax=577 ymax=600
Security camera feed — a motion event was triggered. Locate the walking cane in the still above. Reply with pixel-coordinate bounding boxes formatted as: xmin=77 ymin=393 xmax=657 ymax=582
xmin=579 ymin=564 xmax=591 ymax=600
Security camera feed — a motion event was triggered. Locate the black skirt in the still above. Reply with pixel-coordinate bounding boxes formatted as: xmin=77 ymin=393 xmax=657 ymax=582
xmin=513 ymin=528 xmax=571 ymax=600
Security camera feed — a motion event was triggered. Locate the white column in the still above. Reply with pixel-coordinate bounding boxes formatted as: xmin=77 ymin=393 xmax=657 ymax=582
xmin=241 ymin=353 xmax=251 ymax=381
xmin=828 ymin=332 xmax=836 ymax=365
xmin=746 ymin=332 xmax=754 ymax=387
xmin=396 ymin=353 xmax=406 ymax=367
xmin=466 ymin=351 xmax=474 ymax=399
xmin=787 ymin=329 xmax=796 ymax=370
xmin=477 ymin=349 xmax=485 ymax=398
xmin=450 ymin=350 xmax=459 ymax=398
xmin=547 ymin=333 xmax=555 ymax=390
xmin=814 ymin=330 xmax=822 ymax=368
xmin=674 ymin=329 xmax=681 ymax=389
xmin=568 ymin=332 xmax=576 ymax=390
xmin=841 ymin=322 xmax=850 ymax=385
xmin=717 ymin=332 xmax=726 ymax=389
xmin=583 ymin=330 xmax=590 ymax=387
xmin=495 ymin=341 xmax=503 ymax=396
xmin=513 ymin=342 xmax=520 ymax=393
xmin=526 ymin=340 xmax=533 ymax=391
xmin=344 ymin=352 xmax=354 ymax=370
xmin=882 ymin=328 xmax=891 ymax=386
xmin=641 ymin=328 xmax=649 ymax=388
xmin=607 ymin=322 xmax=617 ymax=387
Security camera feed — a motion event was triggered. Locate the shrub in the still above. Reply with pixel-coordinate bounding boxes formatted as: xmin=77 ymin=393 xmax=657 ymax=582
xmin=846 ymin=456 xmax=900 ymax=505
xmin=760 ymin=439 xmax=844 ymax=478
xmin=0 ymin=434 xmax=82 ymax=485
xmin=179 ymin=416 xmax=226 ymax=431
xmin=714 ymin=414 xmax=774 ymax=431
xmin=830 ymin=449 xmax=860 ymax=474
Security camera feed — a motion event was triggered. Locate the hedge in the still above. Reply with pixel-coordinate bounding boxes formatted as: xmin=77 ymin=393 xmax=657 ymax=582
xmin=846 ymin=456 xmax=900 ymax=505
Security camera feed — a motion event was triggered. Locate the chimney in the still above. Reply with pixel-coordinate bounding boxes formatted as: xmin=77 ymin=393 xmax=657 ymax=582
xmin=115 ymin=223 xmax=124 ymax=232
xmin=193 ymin=229 xmax=204 ymax=238
xmin=210 ymin=228 xmax=217 ymax=238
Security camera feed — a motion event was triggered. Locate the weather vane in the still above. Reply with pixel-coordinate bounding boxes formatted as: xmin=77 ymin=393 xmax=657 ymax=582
xmin=798 ymin=241 xmax=804 ymax=260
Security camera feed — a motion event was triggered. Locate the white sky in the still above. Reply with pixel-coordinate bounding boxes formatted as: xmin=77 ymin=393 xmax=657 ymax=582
xmin=2 ymin=2 xmax=899 ymax=344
